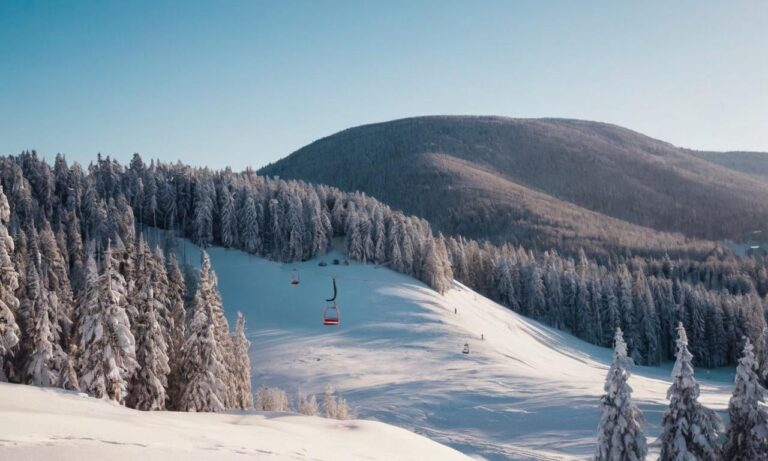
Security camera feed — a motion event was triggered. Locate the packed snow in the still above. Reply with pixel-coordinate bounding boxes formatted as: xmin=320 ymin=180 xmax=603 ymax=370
xmin=0 ymin=382 xmax=469 ymax=461
xmin=1 ymin=234 xmax=738 ymax=461
xmin=169 ymin=239 xmax=734 ymax=461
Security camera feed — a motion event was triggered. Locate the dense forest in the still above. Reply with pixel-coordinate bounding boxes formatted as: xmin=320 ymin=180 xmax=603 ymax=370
xmin=0 ymin=150 xmax=766 ymax=411
xmin=0 ymin=152 xmax=252 ymax=412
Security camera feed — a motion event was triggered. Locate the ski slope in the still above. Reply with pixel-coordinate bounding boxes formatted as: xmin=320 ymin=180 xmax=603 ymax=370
xmin=175 ymin=240 xmax=733 ymax=461
xmin=0 ymin=382 xmax=468 ymax=461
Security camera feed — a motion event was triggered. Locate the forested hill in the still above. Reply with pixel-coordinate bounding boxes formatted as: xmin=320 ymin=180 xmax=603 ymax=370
xmin=692 ymin=150 xmax=768 ymax=179
xmin=0 ymin=151 xmax=766 ymax=386
xmin=259 ymin=116 xmax=768 ymax=254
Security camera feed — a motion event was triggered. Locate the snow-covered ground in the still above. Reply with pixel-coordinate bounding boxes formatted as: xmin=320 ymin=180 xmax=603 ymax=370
xmin=0 ymin=382 xmax=468 ymax=460
xmin=172 ymin=241 xmax=733 ymax=461
xmin=1 ymin=236 xmax=734 ymax=461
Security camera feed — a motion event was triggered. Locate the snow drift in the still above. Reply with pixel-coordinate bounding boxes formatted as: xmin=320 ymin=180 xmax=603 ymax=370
xmin=0 ymin=382 xmax=469 ymax=461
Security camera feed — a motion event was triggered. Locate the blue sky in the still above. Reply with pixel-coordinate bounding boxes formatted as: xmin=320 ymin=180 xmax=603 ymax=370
xmin=1 ymin=1 xmax=766 ymax=170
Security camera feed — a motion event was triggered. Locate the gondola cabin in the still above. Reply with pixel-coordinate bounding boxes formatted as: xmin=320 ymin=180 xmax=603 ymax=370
xmin=323 ymin=278 xmax=340 ymax=325
xmin=323 ymin=303 xmax=340 ymax=326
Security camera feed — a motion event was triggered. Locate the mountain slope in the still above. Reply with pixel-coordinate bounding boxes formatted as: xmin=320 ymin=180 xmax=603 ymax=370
xmin=692 ymin=150 xmax=768 ymax=179
xmin=0 ymin=383 xmax=469 ymax=461
xmin=172 ymin=238 xmax=732 ymax=461
xmin=259 ymin=116 xmax=768 ymax=254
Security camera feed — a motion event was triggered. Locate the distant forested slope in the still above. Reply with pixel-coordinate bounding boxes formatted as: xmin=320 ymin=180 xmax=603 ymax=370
xmin=692 ymin=150 xmax=768 ymax=179
xmin=260 ymin=116 xmax=768 ymax=255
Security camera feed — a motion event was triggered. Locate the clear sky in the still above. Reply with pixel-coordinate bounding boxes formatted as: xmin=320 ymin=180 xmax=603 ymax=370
xmin=1 ymin=1 xmax=766 ymax=170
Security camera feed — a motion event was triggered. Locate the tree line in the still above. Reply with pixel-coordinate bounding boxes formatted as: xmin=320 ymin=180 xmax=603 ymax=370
xmin=0 ymin=152 xmax=251 ymax=412
xmin=3 ymin=150 xmax=768 ymax=378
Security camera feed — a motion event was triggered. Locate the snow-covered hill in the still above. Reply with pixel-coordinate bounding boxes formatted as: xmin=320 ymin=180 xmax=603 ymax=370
xmin=0 ymin=382 xmax=469 ymax=461
xmin=173 ymin=240 xmax=733 ymax=461
xmin=1 ymin=236 xmax=734 ymax=461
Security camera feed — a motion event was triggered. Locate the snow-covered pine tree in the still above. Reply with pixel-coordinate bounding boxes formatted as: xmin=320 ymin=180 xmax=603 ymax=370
xmin=284 ymin=193 xmax=305 ymax=262
xmin=659 ymin=322 xmax=723 ymax=461
xmin=231 ymin=312 xmax=253 ymax=409
xmin=193 ymin=180 xmax=214 ymax=247
xmin=77 ymin=251 xmax=106 ymax=397
xmin=148 ymin=246 xmax=174 ymax=356
xmin=38 ymin=223 xmax=74 ymax=350
xmin=345 ymin=208 xmax=363 ymax=262
xmin=177 ymin=270 xmax=225 ymax=412
xmin=240 ymin=193 xmax=262 ymax=254
xmin=0 ymin=184 xmax=21 ymax=382
xmin=194 ymin=251 xmax=236 ymax=407
xmin=165 ymin=252 xmax=187 ymax=409
xmin=127 ymin=277 xmax=170 ymax=410
xmin=722 ymin=338 xmax=768 ymax=461
xmin=78 ymin=244 xmax=137 ymax=403
xmin=421 ymin=237 xmax=449 ymax=294
xmin=22 ymin=260 xmax=58 ymax=387
xmin=594 ymin=327 xmax=647 ymax=461
xmin=218 ymin=183 xmax=236 ymax=248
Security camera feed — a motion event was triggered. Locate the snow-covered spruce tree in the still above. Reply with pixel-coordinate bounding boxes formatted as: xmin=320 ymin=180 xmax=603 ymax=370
xmin=21 ymin=260 xmax=58 ymax=387
xmin=127 ymin=278 xmax=170 ymax=410
xmin=0 ymin=184 xmax=21 ymax=382
xmin=77 ymin=252 xmax=106 ymax=397
xmin=177 ymin=252 xmax=226 ymax=412
xmin=231 ymin=312 xmax=253 ymax=409
xmin=659 ymin=322 xmax=723 ymax=461
xmin=218 ymin=183 xmax=236 ymax=248
xmin=38 ymin=223 xmax=74 ymax=350
xmin=165 ymin=252 xmax=187 ymax=409
xmin=722 ymin=338 xmax=768 ymax=461
xmin=77 ymin=245 xmax=137 ymax=403
xmin=594 ymin=327 xmax=647 ymax=461
xmin=239 ymin=193 xmax=262 ymax=254
xmin=197 ymin=251 xmax=236 ymax=408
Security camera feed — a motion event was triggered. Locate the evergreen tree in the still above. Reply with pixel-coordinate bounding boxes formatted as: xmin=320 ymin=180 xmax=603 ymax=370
xmin=659 ymin=322 xmax=723 ymax=461
xmin=594 ymin=327 xmax=647 ymax=461
xmin=231 ymin=312 xmax=253 ymax=409
xmin=22 ymin=261 xmax=58 ymax=387
xmin=196 ymin=251 xmax=236 ymax=408
xmin=165 ymin=252 xmax=187 ymax=409
xmin=77 ymin=245 xmax=137 ymax=403
xmin=0 ymin=184 xmax=20 ymax=381
xmin=177 ymin=266 xmax=225 ymax=412
xmin=127 ymin=278 xmax=170 ymax=411
xmin=240 ymin=194 xmax=262 ymax=254
xmin=722 ymin=338 xmax=768 ymax=461
xmin=218 ymin=184 xmax=236 ymax=248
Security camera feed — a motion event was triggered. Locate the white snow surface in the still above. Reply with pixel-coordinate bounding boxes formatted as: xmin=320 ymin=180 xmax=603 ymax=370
xmin=1 ymin=237 xmax=735 ymax=461
xmin=0 ymin=382 xmax=468 ymax=460
xmin=170 ymin=241 xmax=733 ymax=461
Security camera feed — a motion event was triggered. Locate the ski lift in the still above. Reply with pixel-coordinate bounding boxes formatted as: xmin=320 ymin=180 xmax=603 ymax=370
xmin=323 ymin=278 xmax=340 ymax=326
xmin=290 ymin=269 xmax=300 ymax=285
xmin=462 ymin=342 xmax=470 ymax=354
